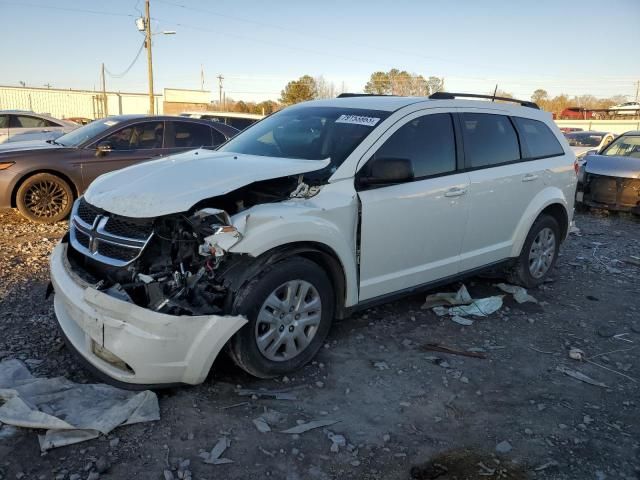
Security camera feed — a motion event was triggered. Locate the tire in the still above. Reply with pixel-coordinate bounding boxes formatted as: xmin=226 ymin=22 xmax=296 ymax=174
xmin=16 ymin=173 xmax=73 ymax=223
xmin=507 ymin=214 xmax=560 ymax=289
xmin=228 ymin=257 xmax=334 ymax=378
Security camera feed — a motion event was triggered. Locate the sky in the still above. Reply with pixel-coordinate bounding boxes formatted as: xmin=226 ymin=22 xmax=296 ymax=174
xmin=2 ymin=0 xmax=639 ymax=103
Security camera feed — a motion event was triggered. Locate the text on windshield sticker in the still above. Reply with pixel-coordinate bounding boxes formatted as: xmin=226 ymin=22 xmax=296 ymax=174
xmin=335 ymin=115 xmax=380 ymax=127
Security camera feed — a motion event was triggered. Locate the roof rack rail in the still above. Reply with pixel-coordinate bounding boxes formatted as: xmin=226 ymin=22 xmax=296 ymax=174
xmin=429 ymin=92 xmax=539 ymax=109
xmin=337 ymin=93 xmax=395 ymax=98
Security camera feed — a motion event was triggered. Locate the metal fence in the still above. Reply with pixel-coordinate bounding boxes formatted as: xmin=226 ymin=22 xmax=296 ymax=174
xmin=0 ymin=85 xmax=164 ymax=119
xmin=554 ymin=119 xmax=640 ymax=135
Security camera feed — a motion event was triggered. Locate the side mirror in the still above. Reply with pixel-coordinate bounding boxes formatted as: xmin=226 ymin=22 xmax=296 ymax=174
xmin=585 ymin=150 xmax=596 ymax=156
xmin=96 ymin=141 xmax=112 ymax=156
xmin=358 ymin=157 xmax=414 ymax=188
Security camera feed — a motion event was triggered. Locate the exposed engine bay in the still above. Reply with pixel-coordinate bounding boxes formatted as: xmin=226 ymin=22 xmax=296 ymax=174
xmin=67 ymin=175 xmax=315 ymax=316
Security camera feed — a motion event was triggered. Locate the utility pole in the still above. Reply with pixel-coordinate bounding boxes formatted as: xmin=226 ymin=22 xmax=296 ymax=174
xmin=217 ymin=74 xmax=224 ymax=110
xmin=635 ymin=80 xmax=639 ymax=102
xmin=200 ymin=64 xmax=205 ymax=90
xmin=101 ymin=63 xmax=108 ymax=117
xmin=145 ymin=0 xmax=154 ymax=114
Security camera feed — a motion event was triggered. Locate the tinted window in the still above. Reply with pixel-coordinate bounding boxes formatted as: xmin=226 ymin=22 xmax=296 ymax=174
xmin=462 ymin=113 xmax=520 ymax=168
xmin=102 ymin=122 xmax=164 ymax=150
xmin=219 ymin=107 xmax=390 ymax=170
xmin=227 ymin=118 xmax=255 ymax=130
xmin=10 ymin=115 xmax=47 ymax=128
xmin=210 ymin=127 xmax=226 ymax=146
xmin=172 ymin=122 xmax=212 ymax=148
xmin=0 ymin=115 xmax=7 ymax=128
xmin=57 ymin=119 xmax=121 ymax=147
xmin=45 ymin=119 xmax=62 ymax=127
xmin=513 ymin=117 xmax=564 ymax=158
xmin=372 ymin=113 xmax=456 ymax=178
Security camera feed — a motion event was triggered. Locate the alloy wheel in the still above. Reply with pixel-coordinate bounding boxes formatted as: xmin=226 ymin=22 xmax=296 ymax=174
xmin=528 ymin=227 xmax=556 ymax=279
xmin=254 ymin=280 xmax=322 ymax=362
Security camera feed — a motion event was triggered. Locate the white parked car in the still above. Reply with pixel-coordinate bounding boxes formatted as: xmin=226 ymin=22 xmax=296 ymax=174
xmin=608 ymin=101 xmax=640 ymax=116
xmin=0 ymin=110 xmax=78 ymax=144
xmin=50 ymin=92 xmax=577 ymax=387
xmin=565 ymin=130 xmax=616 ymax=162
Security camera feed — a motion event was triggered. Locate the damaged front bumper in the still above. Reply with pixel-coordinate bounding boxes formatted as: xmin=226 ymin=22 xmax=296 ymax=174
xmin=50 ymin=242 xmax=247 ymax=388
xmin=577 ymin=173 xmax=640 ymax=213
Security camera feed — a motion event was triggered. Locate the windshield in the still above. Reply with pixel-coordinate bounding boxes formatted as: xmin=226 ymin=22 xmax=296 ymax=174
xmin=601 ymin=135 xmax=640 ymax=158
xmin=565 ymin=132 xmax=604 ymax=147
xmin=56 ymin=119 xmax=120 ymax=147
xmin=218 ymin=106 xmax=390 ymax=169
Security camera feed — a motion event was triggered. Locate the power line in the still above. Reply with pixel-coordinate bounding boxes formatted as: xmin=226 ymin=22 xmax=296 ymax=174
xmin=104 ymin=39 xmax=146 ymax=78
xmin=0 ymin=1 xmax=138 ymax=18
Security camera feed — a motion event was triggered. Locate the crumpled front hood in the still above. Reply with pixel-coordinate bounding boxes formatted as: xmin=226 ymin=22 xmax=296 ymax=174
xmin=584 ymin=154 xmax=640 ymax=179
xmin=0 ymin=139 xmax=66 ymax=154
xmin=84 ymin=149 xmax=330 ymax=218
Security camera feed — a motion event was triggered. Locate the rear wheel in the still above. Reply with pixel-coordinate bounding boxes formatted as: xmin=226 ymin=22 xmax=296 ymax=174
xmin=228 ymin=257 xmax=334 ymax=378
xmin=508 ymin=214 xmax=560 ymax=288
xmin=16 ymin=173 xmax=73 ymax=223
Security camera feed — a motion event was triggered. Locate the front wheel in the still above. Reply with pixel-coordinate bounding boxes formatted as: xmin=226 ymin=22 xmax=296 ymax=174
xmin=16 ymin=173 xmax=73 ymax=223
xmin=508 ymin=214 xmax=560 ymax=288
xmin=227 ymin=257 xmax=334 ymax=378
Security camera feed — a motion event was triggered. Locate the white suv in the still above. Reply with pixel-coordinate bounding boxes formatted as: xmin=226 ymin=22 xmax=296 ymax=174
xmin=49 ymin=93 xmax=577 ymax=387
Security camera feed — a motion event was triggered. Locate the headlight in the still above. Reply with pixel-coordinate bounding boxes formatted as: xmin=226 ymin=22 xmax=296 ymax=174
xmin=0 ymin=162 xmax=15 ymax=170
xmin=577 ymin=165 xmax=586 ymax=184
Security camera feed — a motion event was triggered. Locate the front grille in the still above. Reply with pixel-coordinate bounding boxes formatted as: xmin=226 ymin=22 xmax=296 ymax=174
xmin=76 ymin=197 xmax=100 ymax=225
xmin=69 ymin=198 xmax=154 ymax=267
xmin=103 ymin=217 xmax=154 ymax=240
xmin=586 ymin=174 xmax=640 ymax=208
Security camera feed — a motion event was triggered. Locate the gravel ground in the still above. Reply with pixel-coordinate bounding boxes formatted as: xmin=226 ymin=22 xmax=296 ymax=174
xmin=0 ymin=209 xmax=639 ymax=480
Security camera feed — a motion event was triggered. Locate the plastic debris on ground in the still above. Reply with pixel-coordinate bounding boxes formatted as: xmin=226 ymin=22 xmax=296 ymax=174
xmin=0 ymin=359 xmax=159 ymax=451
xmin=281 ymin=419 xmax=339 ymax=434
xmin=423 ymin=284 xmax=503 ymax=318
xmin=450 ymin=315 xmax=474 ymax=326
xmin=556 ymin=365 xmax=607 ymax=388
xmin=252 ymin=417 xmax=271 ymax=433
xmin=495 ymin=283 xmax=538 ymax=304
xmin=202 ymin=437 xmax=233 ymax=464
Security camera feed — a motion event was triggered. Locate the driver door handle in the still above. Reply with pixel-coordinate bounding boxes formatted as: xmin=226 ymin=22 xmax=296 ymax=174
xmin=522 ymin=173 xmax=539 ymax=182
xmin=444 ymin=187 xmax=467 ymax=198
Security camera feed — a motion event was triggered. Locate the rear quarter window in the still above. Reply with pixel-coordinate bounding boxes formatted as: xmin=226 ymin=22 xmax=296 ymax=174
xmin=513 ymin=117 xmax=564 ymax=159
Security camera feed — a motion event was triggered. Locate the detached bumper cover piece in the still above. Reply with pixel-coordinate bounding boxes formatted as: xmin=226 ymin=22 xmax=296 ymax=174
xmin=50 ymin=243 xmax=247 ymax=386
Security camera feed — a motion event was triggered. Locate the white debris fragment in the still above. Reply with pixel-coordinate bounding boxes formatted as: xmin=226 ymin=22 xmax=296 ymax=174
xmin=422 ymin=284 xmax=472 ymax=309
xmin=556 ymin=365 xmax=607 ymax=388
xmin=450 ymin=315 xmax=474 ymax=326
xmin=495 ymin=283 xmax=538 ymax=304
xmin=373 ymin=361 xmax=389 ymax=370
xmin=203 ymin=437 xmax=233 ymax=465
xmin=281 ymin=419 xmax=339 ymax=434
xmin=448 ymin=296 xmax=503 ymax=317
xmin=252 ymin=417 xmax=271 ymax=433
xmin=568 ymin=348 xmax=585 ymax=361
xmin=0 ymin=359 xmax=159 ymax=451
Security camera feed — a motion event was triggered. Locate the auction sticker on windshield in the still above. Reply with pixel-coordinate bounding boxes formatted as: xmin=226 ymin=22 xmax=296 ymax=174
xmin=335 ymin=114 xmax=380 ymax=127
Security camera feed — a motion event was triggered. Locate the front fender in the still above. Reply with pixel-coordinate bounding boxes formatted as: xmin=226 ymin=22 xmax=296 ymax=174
xmin=510 ymin=186 xmax=570 ymax=258
xmin=228 ymin=185 xmax=360 ymax=307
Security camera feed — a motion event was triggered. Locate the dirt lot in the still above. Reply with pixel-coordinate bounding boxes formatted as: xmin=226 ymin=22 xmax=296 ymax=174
xmin=0 ymin=209 xmax=638 ymax=480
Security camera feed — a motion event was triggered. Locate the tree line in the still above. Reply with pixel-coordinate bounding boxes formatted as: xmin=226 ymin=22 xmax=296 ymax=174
xmin=217 ymin=70 xmax=629 ymax=117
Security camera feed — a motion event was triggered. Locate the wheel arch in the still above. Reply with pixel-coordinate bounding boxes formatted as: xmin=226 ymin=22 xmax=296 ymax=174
xmin=223 ymin=241 xmax=350 ymax=319
xmin=511 ymin=188 xmax=571 ymax=258
xmin=11 ymin=169 xmax=80 ymax=208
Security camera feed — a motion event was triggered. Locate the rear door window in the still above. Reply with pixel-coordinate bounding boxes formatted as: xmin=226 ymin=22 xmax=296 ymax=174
xmin=172 ymin=122 xmax=213 ymax=148
xmin=10 ymin=115 xmax=47 ymax=128
xmin=512 ymin=117 xmax=564 ymax=158
xmin=461 ymin=113 xmax=520 ymax=168
xmin=102 ymin=122 xmax=164 ymax=150
xmin=372 ymin=113 xmax=456 ymax=179
xmin=0 ymin=115 xmax=8 ymax=128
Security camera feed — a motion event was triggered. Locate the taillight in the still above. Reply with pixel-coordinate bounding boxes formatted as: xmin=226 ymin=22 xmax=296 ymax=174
xmin=573 ymin=159 xmax=579 ymax=176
